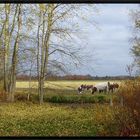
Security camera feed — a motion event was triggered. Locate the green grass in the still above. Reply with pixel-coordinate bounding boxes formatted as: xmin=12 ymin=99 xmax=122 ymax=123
xmin=0 ymin=80 xmax=121 ymax=136
xmin=0 ymin=102 xmax=120 ymax=136
xmin=45 ymin=94 xmax=111 ymax=103
xmin=15 ymin=87 xmax=118 ymax=104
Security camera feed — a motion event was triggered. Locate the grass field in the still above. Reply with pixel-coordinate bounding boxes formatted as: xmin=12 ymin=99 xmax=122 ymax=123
xmin=16 ymin=80 xmax=121 ymax=89
xmin=0 ymin=102 xmax=120 ymax=136
xmin=15 ymin=80 xmax=120 ymax=104
xmin=0 ymin=80 xmax=122 ymax=136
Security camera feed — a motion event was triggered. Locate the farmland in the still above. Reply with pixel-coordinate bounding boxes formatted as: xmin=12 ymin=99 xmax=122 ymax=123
xmin=0 ymin=80 xmax=123 ymax=136
xmin=0 ymin=79 xmax=140 ymax=136
xmin=16 ymin=80 xmax=121 ymax=89
xmin=15 ymin=80 xmax=120 ymax=104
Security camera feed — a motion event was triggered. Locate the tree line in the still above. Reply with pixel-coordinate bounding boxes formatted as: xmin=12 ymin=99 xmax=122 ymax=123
xmin=16 ymin=74 xmax=135 ymax=81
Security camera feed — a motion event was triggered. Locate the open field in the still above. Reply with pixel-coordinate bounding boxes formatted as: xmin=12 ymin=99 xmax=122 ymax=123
xmin=16 ymin=80 xmax=121 ymax=89
xmin=15 ymin=80 xmax=120 ymax=104
xmin=0 ymin=102 xmax=121 ymax=136
xmin=1 ymin=79 xmax=139 ymax=136
xmin=0 ymin=80 xmax=122 ymax=136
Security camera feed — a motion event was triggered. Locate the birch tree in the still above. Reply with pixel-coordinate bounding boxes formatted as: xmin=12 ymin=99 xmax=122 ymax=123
xmin=0 ymin=4 xmax=22 ymax=101
xmin=36 ymin=4 xmax=91 ymax=104
xmin=8 ymin=4 xmax=22 ymax=102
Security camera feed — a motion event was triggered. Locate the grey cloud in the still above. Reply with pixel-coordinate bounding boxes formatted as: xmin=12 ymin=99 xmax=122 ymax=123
xmin=70 ymin=4 xmax=137 ymax=76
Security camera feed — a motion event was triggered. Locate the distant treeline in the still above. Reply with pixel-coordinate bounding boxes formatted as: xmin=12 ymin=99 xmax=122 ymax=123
xmin=16 ymin=74 xmax=135 ymax=81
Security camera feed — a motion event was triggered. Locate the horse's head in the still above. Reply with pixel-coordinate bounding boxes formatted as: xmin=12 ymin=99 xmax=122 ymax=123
xmin=92 ymin=86 xmax=97 ymax=94
xmin=78 ymin=85 xmax=83 ymax=93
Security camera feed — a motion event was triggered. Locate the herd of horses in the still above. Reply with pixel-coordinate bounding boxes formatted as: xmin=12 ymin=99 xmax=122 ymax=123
xmin=77 ymin=82 xmax=119 ymax=94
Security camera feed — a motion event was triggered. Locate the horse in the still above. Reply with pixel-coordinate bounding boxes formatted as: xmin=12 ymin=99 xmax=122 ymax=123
xmin=77 ymin=84 xmax=87 ymax=94
xmin=112 ymin=83 xmax=119 ymax=92
xmin=108 ymin=82 xmax=119 ymax=93
xmin=113 ymin=83 xmax=119 ymax=89
xmin=94 ymin=82 xmax=110 ymax=93
xmin=78 ymin=82 xmax=119 ymax=94
xmin=77 ymin=84 xmax=93 ymax=94
xmin=108 ymin=82 xmax=114 ymax=93
xmin=86 ymin=85 xmax=93 ymax=90
xmin=108 ymin=83 xmax=114 ymax=93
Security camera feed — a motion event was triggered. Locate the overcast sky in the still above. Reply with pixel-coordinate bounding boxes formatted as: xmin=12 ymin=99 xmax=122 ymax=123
xmin=70 ymin=4 xmax=138 ymax=77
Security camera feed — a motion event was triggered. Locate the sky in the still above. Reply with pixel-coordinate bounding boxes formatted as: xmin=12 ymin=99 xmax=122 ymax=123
xmin=70 ymin=4 xmax=138 ymax=77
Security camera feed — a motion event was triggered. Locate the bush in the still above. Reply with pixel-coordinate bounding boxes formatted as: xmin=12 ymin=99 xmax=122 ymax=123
xmin=115 ymin=78 xmax=140 ymax=136
xmin=46 ymin=95 xmax=109 ymax=104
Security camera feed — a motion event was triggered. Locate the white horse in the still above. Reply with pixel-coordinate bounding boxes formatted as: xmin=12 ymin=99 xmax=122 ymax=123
xmin=94 ymin=82 xmax=110 ymax=93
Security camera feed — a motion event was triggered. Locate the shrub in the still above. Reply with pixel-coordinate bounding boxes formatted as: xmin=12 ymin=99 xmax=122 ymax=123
xmin=47 ymin=95 xmax=109 ymax=104
xmin=115 ymin=78 xmax=140 ymax=136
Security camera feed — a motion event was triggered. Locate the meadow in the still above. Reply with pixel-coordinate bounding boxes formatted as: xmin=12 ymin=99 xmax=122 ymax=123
xmin=0 ymin=102 xmax=121 ymax=136
xmin=0 ymin=80 xmax=123 ymax=136
xmin=16 ymin=80 xmax=121 ymax=89
xmin=15 ymin=80 xmax=120 ymax=104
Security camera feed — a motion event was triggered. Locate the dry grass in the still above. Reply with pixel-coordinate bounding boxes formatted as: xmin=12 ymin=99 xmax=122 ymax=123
xmin=16 ymin=80 xmax=121 ymax=89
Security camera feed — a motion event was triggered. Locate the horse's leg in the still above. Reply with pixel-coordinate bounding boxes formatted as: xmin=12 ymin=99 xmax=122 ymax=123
xmin=92 ymin=88 xmax=95 ymax=94
xmin=112 ymin=87 xmax=115 ymax=93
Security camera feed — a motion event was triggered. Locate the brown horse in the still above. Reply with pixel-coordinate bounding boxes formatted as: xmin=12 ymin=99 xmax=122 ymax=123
xmin=113 ymin=83 xmax=119 ymax=89
xmin=77 ymin=84 xmax=88 ymax=94
xmin=108 ymin=83 xmax=119 ymax=93
xmin=108 ymin=84 xmax=114 ymax=93
xmin=86 ymin=85 xmax=93 ymax=90
xmin=77 ymin=84 xmax=94 ymax=94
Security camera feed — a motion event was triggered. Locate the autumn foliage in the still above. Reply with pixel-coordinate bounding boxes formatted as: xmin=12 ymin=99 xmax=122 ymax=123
xmin=116 ymin=78 xmax=140 ymax=136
